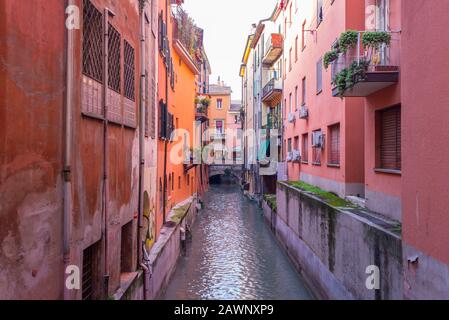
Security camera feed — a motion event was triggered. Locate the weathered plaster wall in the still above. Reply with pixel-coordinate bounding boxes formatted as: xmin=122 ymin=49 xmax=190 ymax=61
xmin=267 ymin=182 xmax=403 ymax=300
xmin=0 ymin=0 xmax=66 ymax=299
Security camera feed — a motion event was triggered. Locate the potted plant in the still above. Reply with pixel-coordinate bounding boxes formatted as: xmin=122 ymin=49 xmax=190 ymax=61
xmin=338 ymin=30 xmax=359 ymax=53
xmin=323 ymin=50 xmax=339 ymax=69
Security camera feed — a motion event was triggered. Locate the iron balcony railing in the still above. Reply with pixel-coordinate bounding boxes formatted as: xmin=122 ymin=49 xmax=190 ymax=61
xmin=331 ymin=30 xmax=401 ymax=80
xmin=262 ymin=78 xmax=282 ymax=99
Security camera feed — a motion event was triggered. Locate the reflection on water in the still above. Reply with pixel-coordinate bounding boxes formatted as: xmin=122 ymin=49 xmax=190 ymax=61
xmin=163 ymin=185 xmax=313 ymax=300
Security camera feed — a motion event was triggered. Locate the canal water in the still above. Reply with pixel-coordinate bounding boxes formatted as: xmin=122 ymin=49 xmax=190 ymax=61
xmin=163 ymin=185 xmax=313 ymax=300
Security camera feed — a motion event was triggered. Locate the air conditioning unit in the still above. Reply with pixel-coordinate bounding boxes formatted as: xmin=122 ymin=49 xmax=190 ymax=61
xmin=288 ymin=112 xmax=296 ymax=123
xmin=292 ymin=150 xmax=301 ymax=162
xmin=312 ymin=131 xmax=325 ymax=149
xmin=286 ymin=152 xmax=293 ymax=162
xmin=299 ymin=106 xmax=309 ymax=119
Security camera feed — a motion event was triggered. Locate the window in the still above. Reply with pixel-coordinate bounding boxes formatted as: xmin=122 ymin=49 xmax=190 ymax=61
xmin=317 ymin=0 xmax=324 ymax=27
xmin=82 ymin=241 xmax=100 ymax=300
xmin=288 ymin=138 xmax=292 ymax=152
xmin=215 ymin=120 xmax=224 ymax=134
xmin=289 ymin=3 xmax=292 ymax=27
xmin=289 ymin=48 xmax=292 ymax=71
xmin=217 ymin=99 xmax=223 ymax=109
xmin=187 ymin=174 xmax=190 ymax=186
xmin=172 ymin=172 xmax=175 ymax=191
xmin=289 ymin=93 xmax=292 ymax=113
xmin=295 ymin=36 xmax=298 ymax=62
xmin=301 ymin=77 xmax=306 ymax=105
xmin=302 ymin=133 xmax=309 ymax=163
xmin=377 ymin=105 xmax=401 ymax=171
xmin=83 ymin=0 xmax=103 ymax=83
xmin=108 ymin=23 xmax=121 ymax=93
xmin=178 ymin=176 xmax=181 ymax=189
xmin=302 ymin=20 xmax=307 ymax=50
xmin=295 ymin=86 xmax=298 ymax=111
xmin=294 ymin=136 xmax=299 ymax=150
xmin=316 ymin=58 xmax=323 ymax=94
xmin=124 ymin=40 xmax=135 ymax=101
xmin=284 ymin=18 xmax=288 ymax=38
xmin=312 ymin=129 xmax=322 ymax=165
xmin=328 ymin=123 xmax=340 ymax=166
xmin=120 ymin=221 xmax=133 ymax=273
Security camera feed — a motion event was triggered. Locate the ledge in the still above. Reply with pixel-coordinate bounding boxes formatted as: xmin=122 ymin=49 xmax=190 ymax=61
xmin=279 ymin=181 xmax=402 ymax=237
xmin=327 ymin=164 xmax=340 ymax=168
xmin=374 ymin=168 xmax=402 ymax=176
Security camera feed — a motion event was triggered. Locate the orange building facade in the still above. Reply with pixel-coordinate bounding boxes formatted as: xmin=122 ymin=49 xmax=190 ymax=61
xmin=156 ymin=1 xmax=209 ymax=236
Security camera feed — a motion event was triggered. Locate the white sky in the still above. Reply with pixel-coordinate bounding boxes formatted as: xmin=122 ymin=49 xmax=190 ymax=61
xmin=182 ymin=0 xmax=278 ymax=100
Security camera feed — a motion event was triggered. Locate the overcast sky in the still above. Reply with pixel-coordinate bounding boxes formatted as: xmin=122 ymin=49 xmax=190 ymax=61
xmin=182 ymin=0 xmax=278 ymax=100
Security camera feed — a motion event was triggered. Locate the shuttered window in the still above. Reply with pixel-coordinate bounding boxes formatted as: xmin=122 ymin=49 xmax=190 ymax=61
xmin=312 ymin=130 xmax=322 ymax=165
xmin=379 ymin=106 xmax=401 ymax=170
xmin=302 ymin=133 xmax=308 ymax=162
xmin=328 ymin=123 xmax=340 ymax=165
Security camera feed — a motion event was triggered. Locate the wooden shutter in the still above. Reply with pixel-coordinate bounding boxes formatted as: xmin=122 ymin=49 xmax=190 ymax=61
xmin=380 ymin=106 xmax=401 ymax=170
xmin=329 ymin=124 xmax=340 ymax=165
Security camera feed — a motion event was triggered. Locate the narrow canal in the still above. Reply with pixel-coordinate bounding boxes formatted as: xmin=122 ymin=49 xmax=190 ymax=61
xmin=163 ymin=184 xmax=313 ymax=300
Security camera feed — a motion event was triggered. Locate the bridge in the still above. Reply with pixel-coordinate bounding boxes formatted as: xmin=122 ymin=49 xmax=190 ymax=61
xmin=209 ymin=164 xmax=243 ymax=184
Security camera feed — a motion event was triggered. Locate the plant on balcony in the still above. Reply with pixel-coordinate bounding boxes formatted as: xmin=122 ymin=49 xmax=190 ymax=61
xmin=338 ymin=30 xmax=359 ymax=53
xmin=323 ymin=50 xmax=339 ymax=69
xmin=200 ymin=97 xmax=211 ymax=107
xmin=362 ymin=31 xmax=391 ymax=50
xmin=333 ymin=59 xmax=370 ymax=98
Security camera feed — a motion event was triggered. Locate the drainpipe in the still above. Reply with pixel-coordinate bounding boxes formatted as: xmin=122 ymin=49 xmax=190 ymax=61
xmin=63 ymin=0 xmax=75 ymax=301
xmin=102 ymin=8 xmax=110 ymax=298
xmin=162 ymin=0 xmax=169 ymax=224
xmin=137 ymin=0 xmax=146 ymax=275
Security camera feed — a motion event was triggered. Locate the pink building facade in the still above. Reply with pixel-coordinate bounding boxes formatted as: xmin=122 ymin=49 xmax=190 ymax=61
xmin=283 ymin=0 xmax=366 ymax=198
xmin=401 ymin=0 xmax=449 ymax=299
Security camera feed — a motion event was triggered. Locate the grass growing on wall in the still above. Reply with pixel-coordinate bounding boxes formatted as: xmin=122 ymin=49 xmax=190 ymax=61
xmin=287 ymin=181 xmax=355 ymax=208
xmin=170 ymin=203 xmax=191 ymax=224
xmin=263 ymin=194 xmax=277 ymax=212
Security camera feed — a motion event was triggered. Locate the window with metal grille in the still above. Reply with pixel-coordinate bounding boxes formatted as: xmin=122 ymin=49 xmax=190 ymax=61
xmin=108 ymin=23 xmax=121 ymax=93
xmin=82 ymin=242 xmax=99 ymax=300
xmin=378 ymin=105 xmax=401 ymax=170
xmin=328 ymin=123 xmax=340 ymax=165
xmin=82 ymin=0 xmax=103 ymax=83
xmin=124 ymin=40 xmax=135 ymax=101
xmin=302 ymin=133 xmax=309 ymax=163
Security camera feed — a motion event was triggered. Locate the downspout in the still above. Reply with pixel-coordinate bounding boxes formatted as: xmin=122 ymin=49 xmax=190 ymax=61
xmin=162 ymin=0 xmax=169 ymax=224
xmin=63 ymin=0 xmax=75 ymax=300
xmin=137 ymin=0 xmax=146 ymax=274
xmin=102 ymin=8 xmax=110 ymax=298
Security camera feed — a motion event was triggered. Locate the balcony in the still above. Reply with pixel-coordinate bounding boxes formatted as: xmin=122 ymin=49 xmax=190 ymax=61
xmin=262 ymin=78 xmax=282 ymax=106
xmin=195 ymin=104 xmax=208 ymax=122
xmin=262 ymin=33 xmax=284 ymax=66
xmin=331 ymin=31 xmax=400 ymax=98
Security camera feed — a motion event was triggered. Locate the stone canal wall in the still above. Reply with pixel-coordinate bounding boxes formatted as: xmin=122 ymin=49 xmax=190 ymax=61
xmin=146 ymin=196 xmax=198 ymax=299
xmin=263 ymin=182 xmax=403 ymax=300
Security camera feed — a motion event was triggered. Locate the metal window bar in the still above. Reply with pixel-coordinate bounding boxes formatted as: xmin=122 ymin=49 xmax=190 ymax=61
xmin=82 ymin=245 xmax=94 ymax=300
xmin=108 ymin=23 xmax=121 ymax=93
xmin=82 ymin=0 xmax=104 ymax=83
xmin=124 ymin=40 xmax=135 ymax=101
